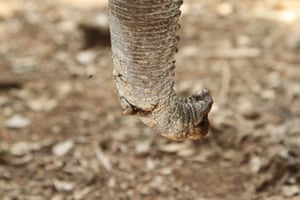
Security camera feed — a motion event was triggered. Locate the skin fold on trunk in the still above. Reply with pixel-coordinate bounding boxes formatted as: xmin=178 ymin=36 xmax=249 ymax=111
xmin=109 ymin=0 xmax=213 ymax=141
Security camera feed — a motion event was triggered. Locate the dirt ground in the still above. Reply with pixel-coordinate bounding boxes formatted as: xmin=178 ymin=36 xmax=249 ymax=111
xmin=0 ymin=0 xmax=299 ymax=199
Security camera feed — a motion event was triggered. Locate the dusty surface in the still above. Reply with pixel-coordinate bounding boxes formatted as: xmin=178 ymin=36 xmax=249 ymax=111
xmin=0 ymin=0 xmax=299 ymax=199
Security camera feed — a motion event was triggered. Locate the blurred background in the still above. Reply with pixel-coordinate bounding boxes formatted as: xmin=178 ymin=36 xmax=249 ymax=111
xmin=0 ymin=0 xmax=299 ymax=199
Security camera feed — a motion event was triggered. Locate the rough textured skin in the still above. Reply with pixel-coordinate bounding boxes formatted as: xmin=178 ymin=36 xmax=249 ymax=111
xmin=109 ymin=0 xmax=213 ymax=140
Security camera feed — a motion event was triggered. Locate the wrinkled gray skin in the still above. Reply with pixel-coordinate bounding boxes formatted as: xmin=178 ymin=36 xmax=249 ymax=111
xmin=109 ymin=0 xmax=213 ymax=141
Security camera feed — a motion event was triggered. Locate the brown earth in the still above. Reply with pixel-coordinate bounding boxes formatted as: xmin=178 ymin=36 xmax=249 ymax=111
xmin=0 ymin=0 xmax=299 ymax=199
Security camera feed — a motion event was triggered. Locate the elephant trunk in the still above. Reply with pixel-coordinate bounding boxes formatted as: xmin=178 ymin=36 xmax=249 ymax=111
xmin=109 ymin=0 xmax=213 ymax=140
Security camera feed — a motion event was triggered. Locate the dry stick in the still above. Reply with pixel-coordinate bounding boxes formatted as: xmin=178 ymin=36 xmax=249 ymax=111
xmin=220 ymin=64 xmax=231 ymax=104
xmin=0 ymin=80 xmax=23 ymax=89
xmin=94 ymin=142 xmax=112 ymax=171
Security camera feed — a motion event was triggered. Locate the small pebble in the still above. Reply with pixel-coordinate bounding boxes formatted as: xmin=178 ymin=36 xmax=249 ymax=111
xmin=282 ymin=185 xmax=299 ymax=197
xmin=237 ymin=35 xmax=251 ymax=46
xmin=53 ymin=179 xmax=75 ymax=192
xmin=94 ymin=13 xmax=109 ymax=28
xmin=249 ymin=156 xmax=263 ymax=174
xmin=159 ymin=142 xmax=191 ymax=153
xmin=73 ymin=187 xmax=92 ymax=200
xmin=51 ymin=195 xmax=64 ymax=200
xmin=108 ymin=177 xmax=116 ymax=188
xmin=0 ymin=96 xmax=8 ymax=106
xmin=10 ymin=142 xmax=30 ymax=156
xmin=146 ymin=158 xmax=156 ymax=171
xmin=261 ymin=89 xmax=276 ymax=100
xmin=27 ymin=98 xmax=58 ymax=112
xmin=159 ymin=167 xmax=173 ymax=175
xmin=6 ymin=114 xmax=31 ymax=129
xmin=238 ymin=101 xmax=260 ymax=119
xmin=216 ymin=2 xmax=233 ymax=16
xmin=52 ymin=140 xmax=74 ymax=157
xmin=135 ymin=141 xmax=151 ymax=155
xmin=76 ymin=50 xmax=96 ymax=65
xmin=178 ymin=148 xmax=195 ymax=157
